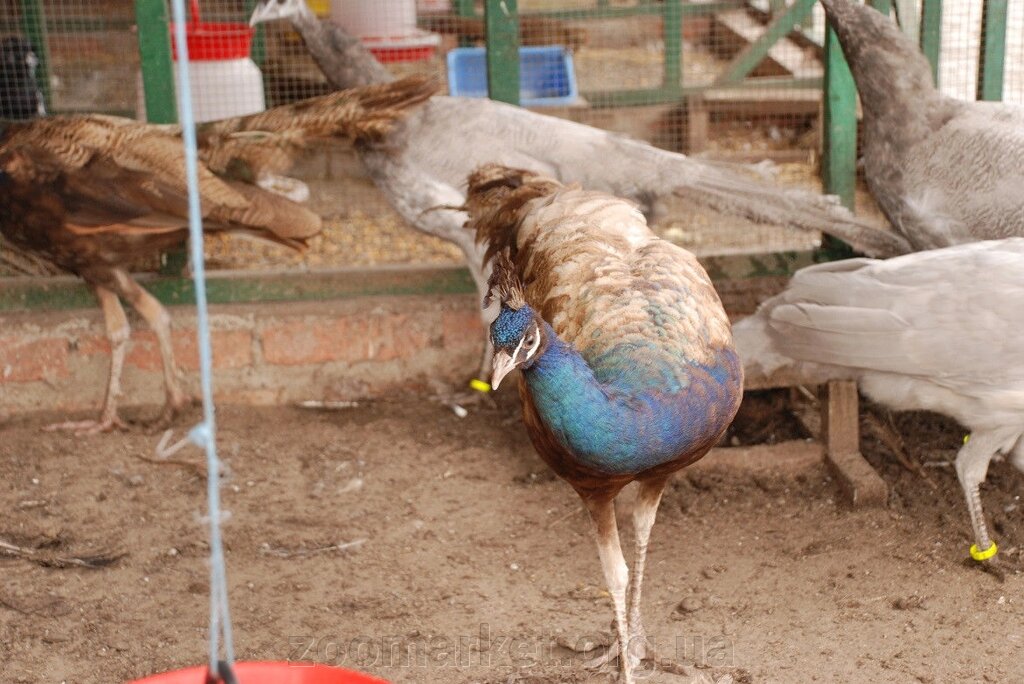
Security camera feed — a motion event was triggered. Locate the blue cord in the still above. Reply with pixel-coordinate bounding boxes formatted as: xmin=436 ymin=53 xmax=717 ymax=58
xmin=168 ymin=0 xmax=235 ymax=673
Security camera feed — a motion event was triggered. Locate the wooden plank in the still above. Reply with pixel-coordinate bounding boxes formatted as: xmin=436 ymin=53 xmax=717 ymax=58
xmin=713 ymin=1 xmax=821 ymax=86
xmin=687 ymin=95 xmax=709 ymax=154
xmin=893 ymin=0 xmax=920 ymax=45
xmin=821 ymin=380 xmax=888 ymax=507
xmin=694 ymin=441 xmax=823 ymax=476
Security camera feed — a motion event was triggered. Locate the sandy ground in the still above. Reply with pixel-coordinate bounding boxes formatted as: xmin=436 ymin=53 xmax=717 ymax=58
xmin=2 ymin=392 xmax=1023 ymax=684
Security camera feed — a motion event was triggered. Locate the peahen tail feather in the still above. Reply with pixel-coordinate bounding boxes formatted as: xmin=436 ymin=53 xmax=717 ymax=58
xmin=199 ymin=75 xmax=440 ymax=147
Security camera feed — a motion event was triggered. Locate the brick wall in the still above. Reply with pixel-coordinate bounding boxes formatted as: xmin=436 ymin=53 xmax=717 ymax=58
xmin=0 ymin=295 xmax=484 ymax=415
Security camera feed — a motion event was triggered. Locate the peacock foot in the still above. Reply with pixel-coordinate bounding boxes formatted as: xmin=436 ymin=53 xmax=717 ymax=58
xmin=964 ymin=554 xmax=1014 ymax=582
xmin=43 ymin=414 xmax=129 ymax=435
xmin=560 ymin=631 xmax=689 ymax=679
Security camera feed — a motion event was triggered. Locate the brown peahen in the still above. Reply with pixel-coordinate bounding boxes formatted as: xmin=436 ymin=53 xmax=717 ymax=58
xmin=251 ymin=0 xmax=909 ymax=387
xmin=464 ymin=164 xmax=744 ymax=682
xmin=734 ymin=238 xmax=1024 ymax=572
xmin=821 ymin=0 xmax=1024 ymax=249
xmin=0 ymin=75 xmax=437 ymax=433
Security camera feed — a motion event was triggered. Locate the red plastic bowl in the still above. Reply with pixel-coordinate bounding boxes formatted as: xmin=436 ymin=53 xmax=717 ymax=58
xmin=129 ymin=661 xmax=389 ymax=684
xmin=170 ymin=21 xmax=253 ymax=61
xmin=169 ymin=0 xmax=254 ymax=61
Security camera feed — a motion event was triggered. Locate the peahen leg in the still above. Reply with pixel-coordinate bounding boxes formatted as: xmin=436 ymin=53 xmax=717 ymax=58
xmin=45 ymin=285 xmax=129 ymax=434
xmin=582 ymin=495 xmax=634 ymax=684
xmin=113 ymin=270 xmax=191 ymax=426
xmin=624 ymin=476 xmax=669 ymax=666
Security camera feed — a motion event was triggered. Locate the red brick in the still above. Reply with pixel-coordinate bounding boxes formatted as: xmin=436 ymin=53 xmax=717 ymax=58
xmin=261 ymin=312 xmax=434 ymax=366
xmin=75 ymin=334 xmax=111 ymax=356
xmin=442 ymin=308 xmax=485 ymax=353
xmin=126 ymin=330 xmax=252 ymax=371
xmin=0 ymin=336 xmax=69 ymax=383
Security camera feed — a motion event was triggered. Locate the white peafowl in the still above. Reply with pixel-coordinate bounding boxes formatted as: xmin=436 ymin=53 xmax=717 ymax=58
xmin=734 ymin=238 xmax=1024 ymax=572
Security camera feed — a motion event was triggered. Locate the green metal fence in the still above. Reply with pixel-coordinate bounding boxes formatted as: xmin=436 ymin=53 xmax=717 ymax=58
xmin=0 ymin=0 xmax=1020 ymax=309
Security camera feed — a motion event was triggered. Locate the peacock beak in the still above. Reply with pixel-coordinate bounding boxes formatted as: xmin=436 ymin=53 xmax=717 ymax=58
xmin=491 ymin=350 xmax=517 ymax=390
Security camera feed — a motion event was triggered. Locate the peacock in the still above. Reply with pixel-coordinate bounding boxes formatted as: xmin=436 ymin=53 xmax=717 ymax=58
xmin=250 ymin=0 xmax=909 ymax=387
xmin=734 ymin=238 xmax=1024 ymax=571
xmin=0 ymin=75 xmax=437 ymax=433
xmin=822 ymin=0 xmax=1024 ymax=249
xmin=464 ymin=164 xmax=744 ymax=682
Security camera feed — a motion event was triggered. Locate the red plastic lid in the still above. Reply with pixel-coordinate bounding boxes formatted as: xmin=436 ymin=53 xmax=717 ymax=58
xmin=169 ymin=0 xmax=253 ymax=61
xmin=129 ymin=661 xmax=389 ymax=684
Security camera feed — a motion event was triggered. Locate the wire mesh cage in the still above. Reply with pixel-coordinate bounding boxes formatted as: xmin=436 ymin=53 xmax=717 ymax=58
xmin=1 ymin=0 xmax=1023 ymax=280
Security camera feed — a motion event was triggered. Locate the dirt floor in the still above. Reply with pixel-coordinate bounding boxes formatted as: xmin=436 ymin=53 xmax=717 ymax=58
xmin=2 ymin=390 xmax=1024 ymax=684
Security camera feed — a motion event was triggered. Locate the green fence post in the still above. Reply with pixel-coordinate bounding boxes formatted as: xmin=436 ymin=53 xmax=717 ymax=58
xmin=977 ymin=0 xmax=1008 ymax=101
xmin=484 ymin=0 xmax=519 ymax=105
xmin=868 ymin=0 xmax=892 ymax=15
xmin=822 ymin=25 xmax=857 ymax=213
xmin=136 ymin=0 xmax=184 ymax=274
xmin=244 ymin=0 xmax=266 ymax=67
xmin=662 ymin=0 xmax=682 ymax=92
xmin=136 ymin=0 xmax=177 ymax=123
xmin=919 ymin=0 xmax=942 ymax=86
xmin=18 ymin=0 xmax=51 ymax=113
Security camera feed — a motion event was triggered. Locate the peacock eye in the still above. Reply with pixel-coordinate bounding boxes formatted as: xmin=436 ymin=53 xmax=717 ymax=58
xmin=524 ymin=335 xmax=535 ymax=346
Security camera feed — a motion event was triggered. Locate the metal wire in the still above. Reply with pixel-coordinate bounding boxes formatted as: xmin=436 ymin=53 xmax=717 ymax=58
xmin=168 ymin=0 xmax=236 ymax=674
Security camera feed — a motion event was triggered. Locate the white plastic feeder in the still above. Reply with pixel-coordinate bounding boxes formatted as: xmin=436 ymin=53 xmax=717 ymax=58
xmin=138 ymin=0 xmax=265 ymax=123
xmin=331 ymin=0 xmax=440 ymax=63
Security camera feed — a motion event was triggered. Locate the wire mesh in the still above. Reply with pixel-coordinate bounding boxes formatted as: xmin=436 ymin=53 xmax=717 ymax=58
xmin=2 ymin=0 xmax=1023 ymax=280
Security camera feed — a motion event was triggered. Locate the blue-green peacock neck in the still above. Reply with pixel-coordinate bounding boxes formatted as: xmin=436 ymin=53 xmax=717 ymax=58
xmin=523 ymin=320 xmax=742 ymax=476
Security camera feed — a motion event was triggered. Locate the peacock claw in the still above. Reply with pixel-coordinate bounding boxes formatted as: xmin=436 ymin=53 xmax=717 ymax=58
xmin=966 ymin=555 xmax=1012 ymax=582
xmin=43 ymin=415 xmax=129 ymax=435
xmin=574 ymin=633 xmax=689 ymax=679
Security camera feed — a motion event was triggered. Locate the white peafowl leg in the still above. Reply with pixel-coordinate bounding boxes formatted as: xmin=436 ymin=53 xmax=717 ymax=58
xmin=954 ymin=429 xmax=1019 ymax=563
xmin=113 ymin=270 xmax=191 ymax=426
xmin=625 ymin=476 xmax=669 ymax=667
xmin=583 ymin=495 xmax=634 ymax=684
xmin=45 ymin=285 xmax=129 ymax=434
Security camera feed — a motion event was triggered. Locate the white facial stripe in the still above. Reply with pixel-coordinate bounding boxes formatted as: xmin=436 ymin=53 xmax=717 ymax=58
xmin=511 ymin=334 xmax=527 ymax=363
xmin=523 ymin=323 xmax=541 ymax=360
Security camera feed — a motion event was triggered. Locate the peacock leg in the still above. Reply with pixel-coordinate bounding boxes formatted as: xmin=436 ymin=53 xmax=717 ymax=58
xmin=582 ymin=495 xmax=634 ymax=684
xmin=113 ymin=270 xmax=191 ymax=426
xmin=45 ymin=285 xmax=129 ymax=434
xmin=623 ymin=476 xmax=671 ymax=669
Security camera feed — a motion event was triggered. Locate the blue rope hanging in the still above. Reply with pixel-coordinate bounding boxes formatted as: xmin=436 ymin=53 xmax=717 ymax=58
xmin=167 ymin=0 xmax=236 ymax=677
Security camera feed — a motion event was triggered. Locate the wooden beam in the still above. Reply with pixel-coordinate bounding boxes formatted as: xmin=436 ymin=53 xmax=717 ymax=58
xmin=821 ymin=380 xmax=888 ymax=507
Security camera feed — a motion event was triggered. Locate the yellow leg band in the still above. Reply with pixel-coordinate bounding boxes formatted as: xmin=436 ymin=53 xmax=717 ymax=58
xmin=469 ymin=378 xmax=492 ymax=393
xmin=970 ymin=541 xmax=997 ymax=561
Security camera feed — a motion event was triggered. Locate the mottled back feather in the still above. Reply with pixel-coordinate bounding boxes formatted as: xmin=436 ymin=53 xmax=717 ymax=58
xmin=467 ymin=164 xmax=736 ymax=392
